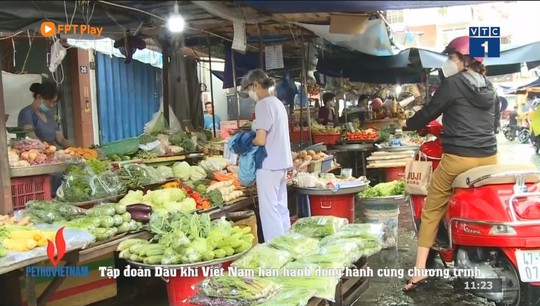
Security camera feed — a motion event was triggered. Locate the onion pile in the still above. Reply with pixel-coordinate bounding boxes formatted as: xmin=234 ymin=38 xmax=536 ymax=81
xmin=10 ymin=139 xmax=59 ymax=166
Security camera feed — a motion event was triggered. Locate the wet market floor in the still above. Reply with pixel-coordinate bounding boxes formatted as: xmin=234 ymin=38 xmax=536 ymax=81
xmin=92 ymin=136 xmax=540 ymax=306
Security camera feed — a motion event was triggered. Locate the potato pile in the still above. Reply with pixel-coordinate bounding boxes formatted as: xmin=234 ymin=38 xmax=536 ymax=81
xmin=292 ymin=150 xmax=328 ymax=168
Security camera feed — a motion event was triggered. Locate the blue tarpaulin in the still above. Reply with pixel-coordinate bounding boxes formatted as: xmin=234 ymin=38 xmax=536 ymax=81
xmin=222 ymin=48 xmax=261 ymax=89
xmin=235 ymin=1 xmax=494 ymax=13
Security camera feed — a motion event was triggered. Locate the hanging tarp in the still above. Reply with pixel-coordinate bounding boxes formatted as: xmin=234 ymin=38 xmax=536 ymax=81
xmin=235 ymin=1 xmax=494 ymax=13
xmin=222 ymin=47 xmax=261 ymax=89
xmin=296 ymin=20 xmax=394 ymax=56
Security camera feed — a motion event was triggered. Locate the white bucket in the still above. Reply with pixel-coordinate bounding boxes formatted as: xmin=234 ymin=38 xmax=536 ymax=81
xmin=364 ymin=208 xmax=399 ymax=249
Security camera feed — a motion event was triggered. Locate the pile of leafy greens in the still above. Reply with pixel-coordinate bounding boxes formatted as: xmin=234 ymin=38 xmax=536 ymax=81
xmin=358 ymin=179 xmax=406 ymax=198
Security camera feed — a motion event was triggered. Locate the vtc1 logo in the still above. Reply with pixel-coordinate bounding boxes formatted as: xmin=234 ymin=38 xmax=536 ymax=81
xmin=469 ymin=27 xmax=501 ymax=58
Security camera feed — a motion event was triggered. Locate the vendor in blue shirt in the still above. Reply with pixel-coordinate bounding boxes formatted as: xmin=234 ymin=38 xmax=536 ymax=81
xmin=18 ymin=82 xmax=70 ymax=148
xmin=203 ymin=101 xmax=221 ymax=130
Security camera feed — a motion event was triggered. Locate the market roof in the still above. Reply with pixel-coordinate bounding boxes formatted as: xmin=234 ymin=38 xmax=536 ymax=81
xmin=235 ymin=1 xmax=495 ymax=13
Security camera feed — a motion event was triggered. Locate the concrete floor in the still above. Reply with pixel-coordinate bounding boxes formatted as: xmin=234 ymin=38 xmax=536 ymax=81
xmin=93 ymin=135 xmax=540 ymax=306
xmin=357 ymin=135 xmax=540 ymax=306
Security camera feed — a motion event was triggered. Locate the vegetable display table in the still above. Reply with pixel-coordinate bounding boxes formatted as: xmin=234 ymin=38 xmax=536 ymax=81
xmin=0 ymin=231 xmax=152 ymax=306
xmin=127 ymin=251 xmax=248 ymax=306
xmin=296 ymin=184 xmax=368 ymax=223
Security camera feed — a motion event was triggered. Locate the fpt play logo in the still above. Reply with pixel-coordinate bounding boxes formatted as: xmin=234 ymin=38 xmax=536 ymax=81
xmin=469 ymin=27 xmax=501 ymax=58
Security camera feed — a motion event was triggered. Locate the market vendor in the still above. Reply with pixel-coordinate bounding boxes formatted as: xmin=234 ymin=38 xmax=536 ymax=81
xmin=240 ymin=69 xmax=293 ymax=242
xmin=318 ymin=92 xmax=338 ymax=126
xmin=343 ymin=94 xmax=369 ymax=123
xmin=18 ymin=82 xmax=70 ymax=148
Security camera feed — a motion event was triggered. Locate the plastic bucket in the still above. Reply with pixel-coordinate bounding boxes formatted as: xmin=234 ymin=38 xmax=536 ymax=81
xmin=166 ymin=261 xmax=231 ymax=306
xmin=384 ymin=166 xmax=406 ymax=181
xmin=364 ymin=205 xmax=399 ymax=249
xmin=308 ymin=194 xmax=355 ymax=223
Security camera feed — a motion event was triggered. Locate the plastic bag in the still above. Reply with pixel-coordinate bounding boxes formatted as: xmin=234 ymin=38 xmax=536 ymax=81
xmin=57 ymin=165 xmax=125 ymax=203
xmin=144 ymin=102 xmax=182 ymax=134
xmin=269 ymin=233 xmax=319 ymax=259
xmin=269 ymin=277 xmax=339 ymax=302
xmin=117 ymin=164 xmax=163 ymax=190
xmin=21 ymin=200 xmax=85 ymax=224
xmin=232 ymin=244 xmax=293 ymax=271
xmin=258 ymin=288 xmax=316 ymax=306
xmin=291 ymin=216 xmax=348 ymax=238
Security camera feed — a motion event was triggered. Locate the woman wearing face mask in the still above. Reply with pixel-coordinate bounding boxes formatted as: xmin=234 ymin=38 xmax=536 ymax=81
xmin=318 ymin=92 xmax=338 ymax=126
xmin=18 ymin=82 xmax=70 ymax=148
xmin=240 ymin=69 xmax=293 ymax=241
xmin=403 ymin=36 xmax=499 ymax=292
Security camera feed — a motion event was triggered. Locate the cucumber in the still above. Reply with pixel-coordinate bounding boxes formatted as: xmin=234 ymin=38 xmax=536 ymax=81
xmin=144 ymin=255 xmax=163 ymax=265
xmin=119 ymin=249 xmax=131 ymax=259
xmin=161 ymin=255 xmax=182 ymax=265
xmin=129 ymin=244 xmax=146 ymax=255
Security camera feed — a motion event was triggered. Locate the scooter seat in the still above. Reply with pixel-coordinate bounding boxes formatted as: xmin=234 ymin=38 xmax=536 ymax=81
xmin=452 ymin=163 xmax=539 ymax=188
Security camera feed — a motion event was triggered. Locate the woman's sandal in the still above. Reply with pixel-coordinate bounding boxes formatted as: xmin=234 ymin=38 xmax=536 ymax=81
xmin=402 ymin=278 xmax=429 ymax=292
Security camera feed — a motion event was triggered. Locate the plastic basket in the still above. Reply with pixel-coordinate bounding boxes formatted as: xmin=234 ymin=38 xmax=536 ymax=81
xmin=312 ymin=134 xmax=341 ymax=145
xmin=11 ymin=175 xmax=52 ymax=210
xmin=290 ymin=130 xmax=310 ymax=142
xmin=98 ymin=137 xmax=140 ymax=157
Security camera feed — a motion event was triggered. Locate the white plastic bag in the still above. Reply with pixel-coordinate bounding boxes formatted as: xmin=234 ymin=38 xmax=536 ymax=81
xmin=143 ymin=102 xmax=182 ymax=134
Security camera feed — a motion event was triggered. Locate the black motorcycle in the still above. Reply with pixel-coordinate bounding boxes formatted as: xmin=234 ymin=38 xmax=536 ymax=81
xmin=503 ymin=123 xmax=531 ymax=144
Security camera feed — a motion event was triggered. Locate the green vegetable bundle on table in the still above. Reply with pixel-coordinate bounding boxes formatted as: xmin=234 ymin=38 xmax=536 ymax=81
xmin=57 ymin=161 xmax=126 ymax=203
xmin=117 ymin=213 xmax=254 ymax=265
xmin=23 ymin=200 xmax=86 ymax=224
xmin=117 ymin=164 xmax=163 ymax=190
xmin=358 ymin=179 xmax=406 ymax=198
xmin=207 ymin=216 xmax=384 ymax=304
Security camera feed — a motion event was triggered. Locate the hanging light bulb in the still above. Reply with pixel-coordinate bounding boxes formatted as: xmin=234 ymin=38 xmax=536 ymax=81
xmin=167 ymin=2 xmax=185 ymax=33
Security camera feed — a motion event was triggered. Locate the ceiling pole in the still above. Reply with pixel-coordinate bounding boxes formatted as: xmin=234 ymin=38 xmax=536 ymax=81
xmin=162 ymin=39 xmax=171 ymax=126
xmin=0 ymin=64 xmax=13 ymax=214
xmin=257 ymin=24 xmax=264 ymax=69
xmin=231 ymin=50 xmax=240 ymax=129
xmin=300 ymin=30 xmax=313 ymax=145
xmin=207 ymin=37 xmax=216 ymax=138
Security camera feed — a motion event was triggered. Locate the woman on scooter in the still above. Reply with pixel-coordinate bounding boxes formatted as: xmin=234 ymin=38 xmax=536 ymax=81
xmin=403 ymin=36 xmax=500 ymax=292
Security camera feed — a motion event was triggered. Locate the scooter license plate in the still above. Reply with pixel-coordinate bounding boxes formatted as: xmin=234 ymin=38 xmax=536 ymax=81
xmin=515 ymin=250 xmax=540 ymax=282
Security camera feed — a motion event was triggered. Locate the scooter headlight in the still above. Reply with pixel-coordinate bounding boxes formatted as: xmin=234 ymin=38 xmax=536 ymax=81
xmin=489 ymin=225 xmax=517 ymax=235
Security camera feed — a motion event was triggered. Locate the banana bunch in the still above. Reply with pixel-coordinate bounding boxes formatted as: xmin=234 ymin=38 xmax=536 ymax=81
xmin=2 ymin=230 xmax=56 ymax=252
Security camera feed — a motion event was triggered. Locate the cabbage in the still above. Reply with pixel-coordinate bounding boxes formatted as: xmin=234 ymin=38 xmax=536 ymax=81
xmin=172 ymin=161 xmax=191 ymax=181
xmin=189 ymin=166 xmax=207 ymax=181
xmin=156 ymin=166 xmax=174 ymax=180
xmin=119 ymin=190 xmax=145 ymax=206
xmin=178 ymin=197 xmax=197 ymax=213
xmin=143 ymin=188 xmax=187 ymax=206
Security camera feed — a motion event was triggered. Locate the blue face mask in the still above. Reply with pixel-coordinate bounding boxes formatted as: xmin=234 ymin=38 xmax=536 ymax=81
xmin=39 ymin=103 xmax=51 ymax=113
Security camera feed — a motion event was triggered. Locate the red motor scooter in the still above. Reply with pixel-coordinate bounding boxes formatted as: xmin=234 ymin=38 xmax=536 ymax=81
xmin=408 ymin=120 xmax=540 ymax=306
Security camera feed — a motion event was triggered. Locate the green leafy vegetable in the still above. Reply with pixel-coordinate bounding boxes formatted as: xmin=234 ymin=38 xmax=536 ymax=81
xmin=358 ymin=179 xmax=406 ymax=198
xmin=291 ymin=216 xmax=348 ymax=238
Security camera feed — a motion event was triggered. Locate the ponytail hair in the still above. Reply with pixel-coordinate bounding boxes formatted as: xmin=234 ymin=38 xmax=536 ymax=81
xmin=29 ymin=82 xmax=60 ymax=100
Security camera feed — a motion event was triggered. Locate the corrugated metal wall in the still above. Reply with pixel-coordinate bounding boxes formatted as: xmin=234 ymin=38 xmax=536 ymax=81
xmin=95 ymin=53 xmax=161 ymax=144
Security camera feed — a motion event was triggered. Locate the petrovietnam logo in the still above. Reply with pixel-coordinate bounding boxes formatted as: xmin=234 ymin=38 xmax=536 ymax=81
xmin=469 ymin=26 xmax=501 ymax=58
xmin=25 ymin=227 xmax=89 ymax=278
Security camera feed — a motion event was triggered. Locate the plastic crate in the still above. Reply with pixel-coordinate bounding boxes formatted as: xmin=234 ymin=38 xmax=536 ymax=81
xmin=11 ymin=175 xmax=52 ymax=210
xmin=312 ymin=134 xmax=341 ymax=145
xmin=290 ymin=130 xmax=310 ymax=142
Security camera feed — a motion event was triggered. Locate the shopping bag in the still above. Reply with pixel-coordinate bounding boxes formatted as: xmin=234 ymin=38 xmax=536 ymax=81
xmin=404 ymin=155 xmax=432 ymax=195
